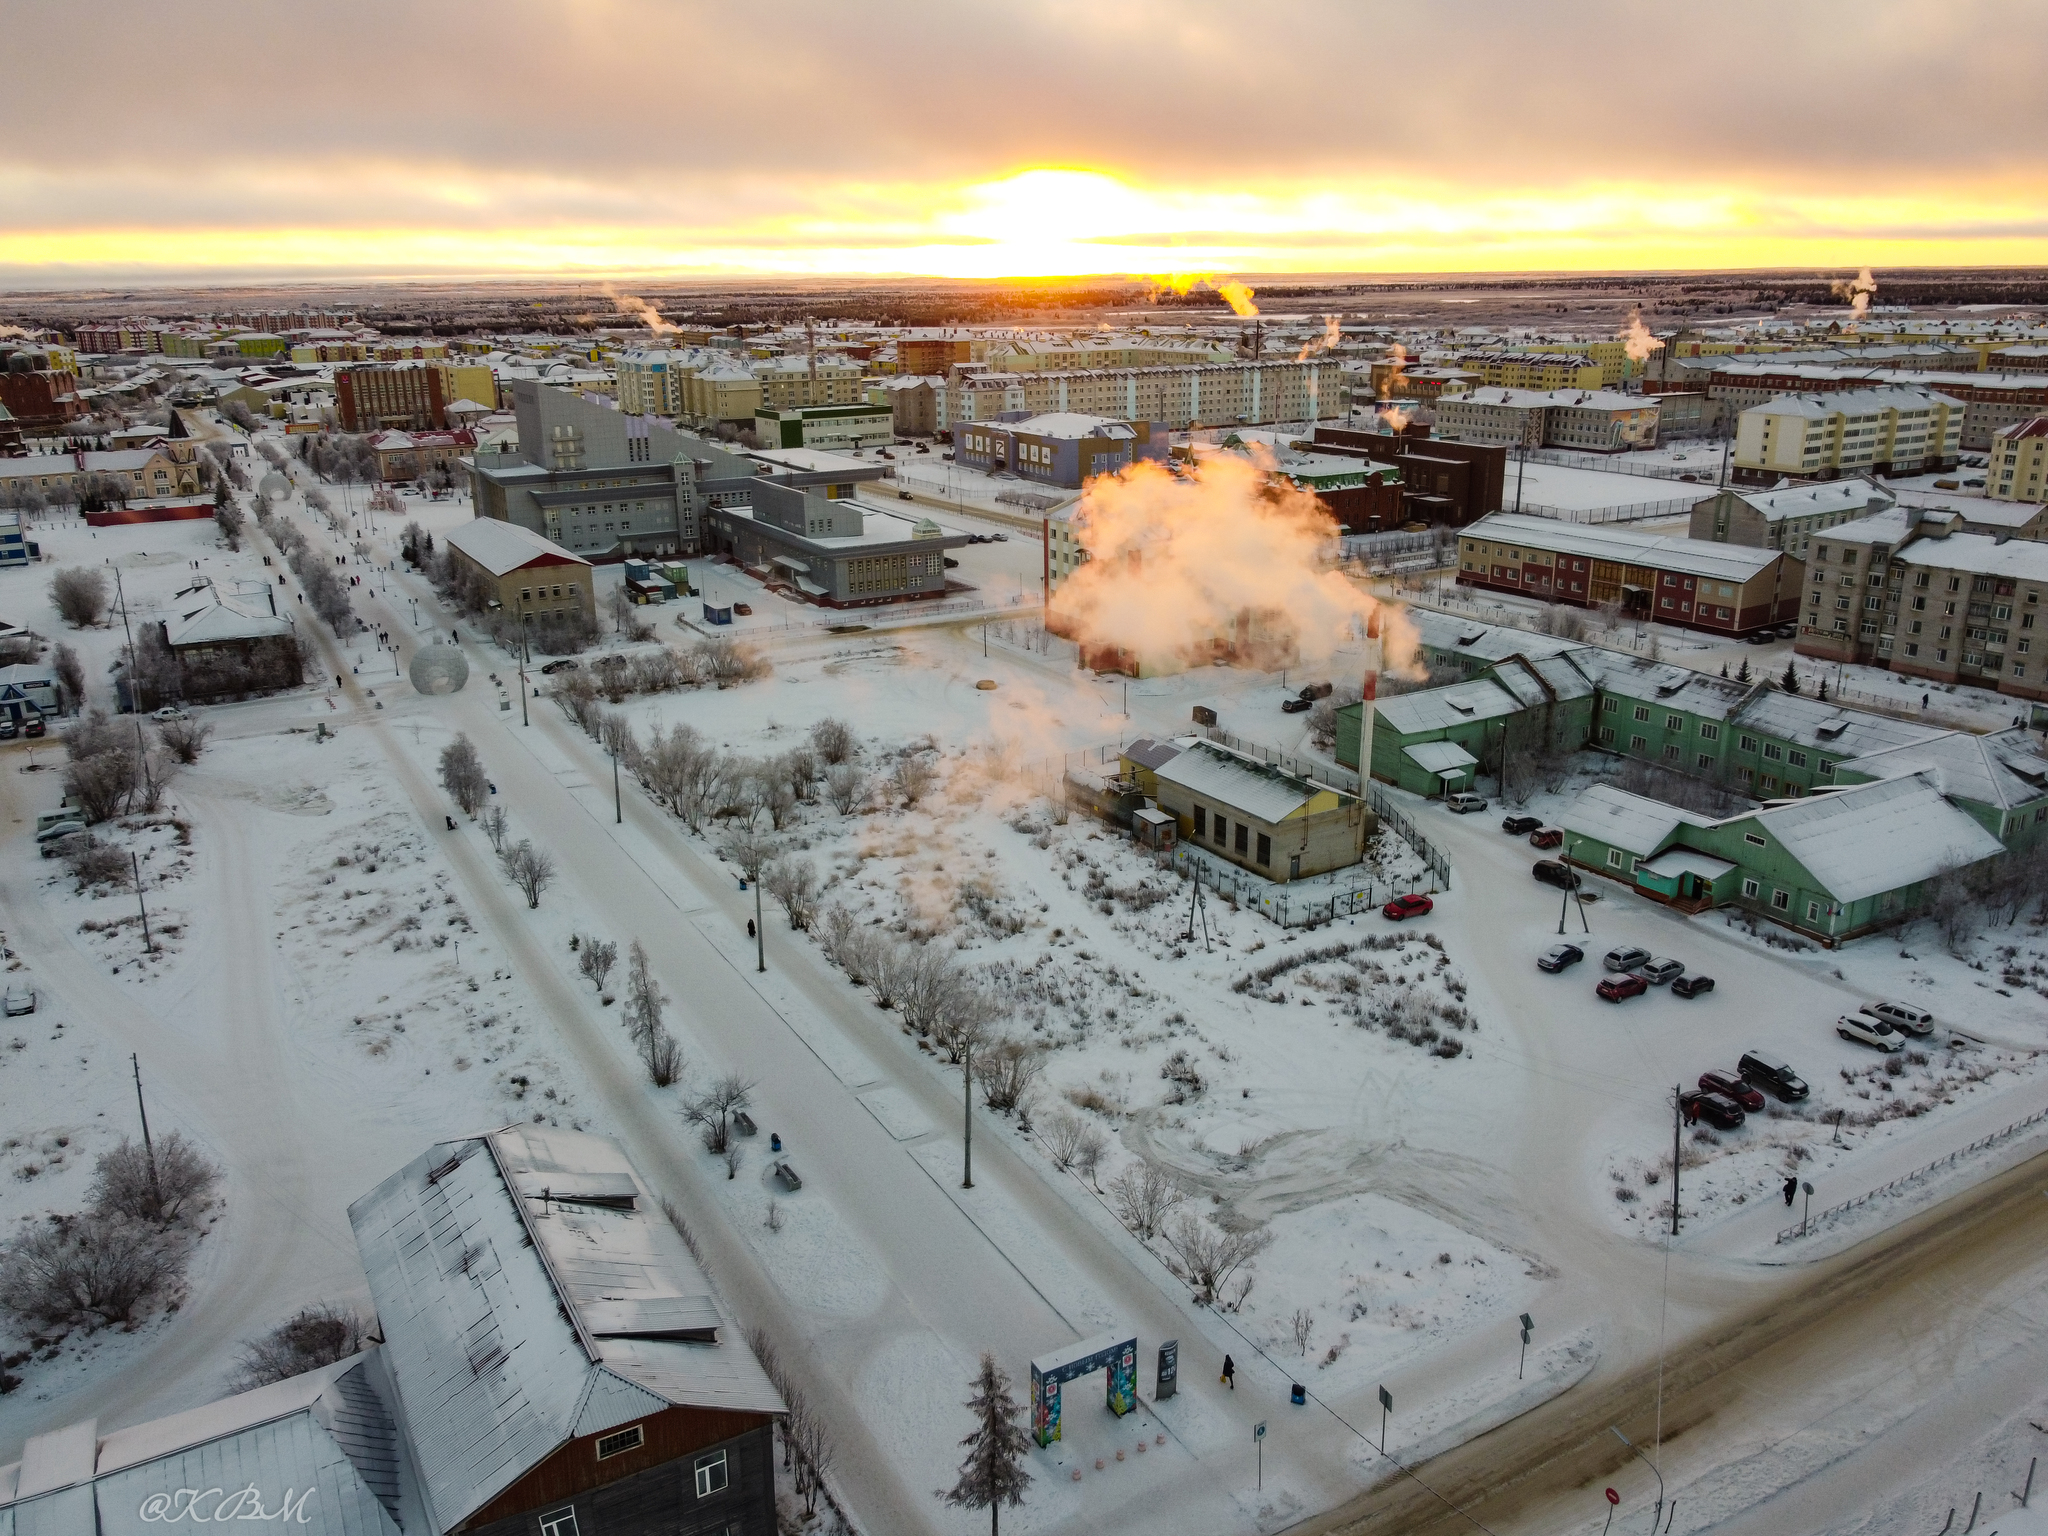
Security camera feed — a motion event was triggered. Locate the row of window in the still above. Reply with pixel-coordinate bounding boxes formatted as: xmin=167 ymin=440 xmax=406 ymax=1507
xmin=1190 ymin=805 xmax=1271 ymax=867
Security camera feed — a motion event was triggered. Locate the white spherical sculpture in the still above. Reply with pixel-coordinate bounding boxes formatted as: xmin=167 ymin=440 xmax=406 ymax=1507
xmin=258 ymin=470 xmax=293 ymax=503
xmin=409 ymin=645 xmax=470 ymax=696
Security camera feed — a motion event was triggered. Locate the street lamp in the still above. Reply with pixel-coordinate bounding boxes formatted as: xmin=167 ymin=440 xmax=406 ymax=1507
xmin=1608 ymin=1426 xmax=1664 ymax=1534
xmin=518 ymin=608 xmax=531 ymax=727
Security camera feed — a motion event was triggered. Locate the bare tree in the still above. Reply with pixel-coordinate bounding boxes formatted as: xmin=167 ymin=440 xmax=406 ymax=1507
xmin=64 ymin=749 xmax=137 ymax=824
xmin=1041 ymin=1111 xmax=1097 ymax=1174
xmin=53 ymin=641 xmax=85 ymax=713
xmin=825 ymin=762 xmax=868 ymax=815
xmin=718 ymin=824 xmax=774 ymax=884
xmin=50 ymin=568 xmax=112 ymax=628
xmin=1290 ymin=1307 xmax=1314 ymax=1357
xmin=156 ymin=717 xmax=212 ymax=764
xmin=1108 ymin=1161 xmax=1186 ymax=1241
xmin=91 ymin=1131 xmax=218 ymax=1224
xmin=576 ymin=935 xmax=618 ymax=993
xmin=940 ymin=1353 xmax=1033 ymax=1536
xmin=781 ymin=747 xmax=818 ymax=800
xmin=642 ymin=1026 xmax=685 ymax=1088
xmin=684 ymin=1072 xmax=756 ymax=1154
xmin=0 ymin=1213 xmax=184 ymax=1327
xmin=1073 ymin=1124 xmax=1108 ymax=1190
xmin=975 ymin=1039 xmax=1043 ymax=1114
xmin=229 ymin=1303 xmax=373 ymax=1391
xmin=1161 ymin=1213 xmax=1273 ymax=1306
xmin=891 ymin=752 xmax=937 ymax=806
xmin=498 ymin=839 xmax=557 ymax=908
xmin=478 ymin=804 xmax=511 ymax=853
xmin=763 ymin=856 xmax=819 ymax=931
xmin=810 ymin=717 xmax=856 ymax=765
xmin=439 ymin=733 xmax=489 ymax=817
xmin=624 ymin=939 xmax=664 ymax=1041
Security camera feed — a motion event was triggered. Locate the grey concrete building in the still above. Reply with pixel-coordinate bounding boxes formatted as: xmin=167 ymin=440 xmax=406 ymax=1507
xmin=701 ymin=476 xmax=972 ymax=608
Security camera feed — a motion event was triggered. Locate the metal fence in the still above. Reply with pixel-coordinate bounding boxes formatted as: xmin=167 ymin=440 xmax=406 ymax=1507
xmin=1362 ymin=783 xmax=1452 ymax=892
xmin=1775 ymin=1101 xmax=2048 ymax=1243
xmin=1522 ymin=447 xmax=1728 ymax=485
xmin=1515 ymin=496 xmax=1700 ymax=525
xmin=1166 ymin=844 xmax=1385 ymax=929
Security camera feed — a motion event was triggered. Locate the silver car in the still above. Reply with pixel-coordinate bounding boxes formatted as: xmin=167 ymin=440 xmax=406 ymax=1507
xmin=1639 ymin=957 xmax=1685 ymax=986
xmin=1861 ymin=1000 xmax=1934 ymax=1036
xmin=1837 ymin=1014 xmax=1903 ymax=1053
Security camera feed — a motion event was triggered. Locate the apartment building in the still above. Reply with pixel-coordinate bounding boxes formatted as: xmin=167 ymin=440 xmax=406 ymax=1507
xmin=336 ymin=362 xmax=498 ymax=431
xmin=686 ymin=359 xmax=762 ymax=424
xmin=953 ymin=412 xmax=1166 ymax=487
xmin=615 ymin=347 xmax=696 ymax=417
xmin=1989 ymin=417 xmax=2048 ymax=503
xmin=1435 ymin=387 xmax=1659 ymax=452
xmin=1690 ymin=357 xmax=2047 ymax=450
xmin=1792 ymin=505 xmax=2048 ymax=700
xmin=1456 ymin=512 xmax=1797 ymax=634
xmin=752 ymin=354 xmax=867 ymax=408
xmin=949 ymin=358 xmax=1340 ymax=430
xmin=1688 ymin=478 xmax=1896 ymax=558
xmin=1452 ymin=350 xmax=1604 ymax=391
xmin=897 ymin=335 xmax=974 ymax=375
xmin=1500 ymin=339 xmax=1640 ymax=387
xmin=979 ymin=339 xmax=1232 ymax=372
xmin=1732 ymin=387 xmax=1962 ymax=485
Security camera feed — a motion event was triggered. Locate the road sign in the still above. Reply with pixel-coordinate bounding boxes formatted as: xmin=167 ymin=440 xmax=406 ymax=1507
xmin=1254 ymin=1421 xmax=1266 ymax=1441
xmin=1379 ymin=1385 xmax=1393 ymax=1412
xmin=1606 ymin=1488 xmax=1620 ymax=1505
xmin=1520 ymin=1312 xmax=1534 ymax=1331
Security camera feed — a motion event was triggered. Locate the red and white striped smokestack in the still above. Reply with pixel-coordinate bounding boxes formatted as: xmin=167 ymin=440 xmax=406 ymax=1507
xmin=1363 ymin=608 xmax=1381 ymax=701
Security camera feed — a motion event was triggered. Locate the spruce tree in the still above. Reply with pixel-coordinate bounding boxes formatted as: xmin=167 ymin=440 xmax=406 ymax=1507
xmin=940 ymin=1353 xmax=1032 ymax=1536
xmin=1781 ymin=660 xmax=1801 ymax=693
xmin=1737 ymin=658 xmax=1751 ymax=684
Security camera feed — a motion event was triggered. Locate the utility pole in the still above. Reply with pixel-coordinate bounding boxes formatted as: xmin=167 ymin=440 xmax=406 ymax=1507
xmin=131 ymin=851 xmax=153 ymax=952
xmin=131 ymin=1053 xmax=161 ymax=1210
xmin=754 ymin=880 xmax=765 ymax=973
xmin=612 ymin=743 xmax=622 ymax=824
xmin=962 ymin=1034 xmax=974 ymax=1189
xmin=518 ymin=610 xmax=531 ymax=727
xmin=1610 ymin=1427 xmax=1664 ymax=1535
xmin=1671 ymin=1085 xmax=1683 ymax=1237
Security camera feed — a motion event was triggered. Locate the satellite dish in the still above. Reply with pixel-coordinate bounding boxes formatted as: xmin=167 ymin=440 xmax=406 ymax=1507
xmin=409 ymin=644 xmax=470 ymax=696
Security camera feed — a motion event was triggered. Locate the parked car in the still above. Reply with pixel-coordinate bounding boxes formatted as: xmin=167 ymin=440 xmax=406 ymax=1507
xmin=1698 ymin=1070 xmax=1765 ymax=1112
xmin=1861 ymin=1000 xmax=1934 ymax=1036
xmin=1774 ymin=624 xmax=1799 ymax=640
xmin=1837 ymin=1013 xmax=1904 ymax=1052
xmin=732 ymin=603 xmax=753 ymax=616
xmin=24 ymin=716 xmax=45 ymax=738
xmin=1528 ymin=827 xmax=1564 ymax=849
xmin=1745 ymin=631 xmax=1775 ymax=645
xmin=1671 ymin=973 xmax=1717 ymax=999
xmin=1738 ymin=1051 xmax=1810 ymax=1102
xmin=2 ymin=987 xmax=34 ymax=1017
xmin=0 ymin=718 xmax=15 ymax=741
xmin=1597 ymin=972 xmax=1650 ymax=1003
xmin=1639 ymin=957 xmax=1685 ymax=986
xmin=1537 ymin=943 xmax=1584 ymax=973
xmin=1297 ymin=681 xmax=1333 ymax=701
xmin=1532 ymin=859 xmax=1581 ymax=890
xmin=1603 ymin=945 xmax=1653 ymax=972
xmin=539 ymin=659 xmax=579 ymax=674
xmin=1501 ymin=814 xmax=1542 ymax=835
xmin=35 ymin=822 xmax=86 ymax=856
xmin=1444 ymin=791 xmax=1487 ymax=814
xmin=1681 ymin=1090 xmax=1746 ymax=1129
xmin=152 ymin=706 xmax=188 ymax=722
xmin=1281 ymin=697 xmax=1313 ymax=713
xmin=898 ymin=489 xmax=915 ymax=500
xmin=1382 ymin=893 xmax=1434 ymax=922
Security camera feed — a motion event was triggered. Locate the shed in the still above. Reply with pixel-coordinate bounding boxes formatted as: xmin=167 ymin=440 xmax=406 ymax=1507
xmin=1153 ymin=741 xmax=1371 ymax=881
xmin=1400 ymin=739 xmax=1478 ymax=791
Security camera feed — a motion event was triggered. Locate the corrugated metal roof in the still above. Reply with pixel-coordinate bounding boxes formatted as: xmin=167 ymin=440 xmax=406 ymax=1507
xmin=1462 ymin=512 xmax=1783 ymax=583
xmin=1152 ymin=741 xmax=1338 ymax=823
xmin=1122 ymin=738 xmax=1182 ymax=771
xmin=1752 ymin=773 xmax=2004 ymax=902
xmin=1403 ymin=741 xmax=1477 ymax=774
xmin=443 ymin=518 xmax=590 ymax=577
xmin=1374 ymin=677 xmax=1525 ymax=735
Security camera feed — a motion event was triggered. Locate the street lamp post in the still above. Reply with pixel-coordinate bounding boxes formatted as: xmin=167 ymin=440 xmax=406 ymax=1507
xmin=518 ymin=609 xmax=531 ymax=727
xmin=1608 ymin=1426 xmax=1664 ymax=1534
xmin=754 ymin=880 xmax=765 ymax=973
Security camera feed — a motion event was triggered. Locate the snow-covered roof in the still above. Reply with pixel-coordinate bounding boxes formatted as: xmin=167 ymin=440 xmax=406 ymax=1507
xmin=1122 ymin=738 xmax=1182 ymax=771
xmin=1894 ymin=527 xmax=2048 ymax=582
xmin=1002 ymin=413 xmax=1136 ymax=440
xmin=1460 ymin=513 xmax=1783 ymax=584
xmin=1374 ymin=676 xmax=1525 ymax=735
xmin=1719 ymin=478 xmax=1894 ymax=523
xmin=1152 ymin=740 xmax=1347 ymax=823
xmin=1838 ymin=727 xmax=2048 ymax=811
xmin=1749 ymin=773 xmax=2004 ymax=902
xmin=164 ymin=596 xmax=291 ymax=648
xmin=1639 ymin=848 xmax=1737 ymax=880
xmin=443 ymin=517 xmax=589 ymax=576
xmin=1402 ymin=740 xmax=1477 ymax=774
xmin=348 ymin=1126 xmax=780 ymax=1536
xmin=1563 ymin=783 xmax=1715 ymax=856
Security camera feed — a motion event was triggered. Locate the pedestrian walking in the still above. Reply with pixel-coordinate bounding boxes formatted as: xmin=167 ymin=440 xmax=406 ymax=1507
xmin=746 ymin=918 xmax=756 ymax=939
xmin=1782 ymin=1175 xmax=1798 ymax=1207
xmin=1221 ymin=1355 xmax=1235 ymax=1389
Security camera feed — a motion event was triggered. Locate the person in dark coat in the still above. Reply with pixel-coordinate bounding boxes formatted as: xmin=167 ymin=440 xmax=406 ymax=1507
xmin=1221 ymin=1354 xmax=1235 ymax=1389
xmin=1782 ymin=1175 xmax=1798 ymax=1207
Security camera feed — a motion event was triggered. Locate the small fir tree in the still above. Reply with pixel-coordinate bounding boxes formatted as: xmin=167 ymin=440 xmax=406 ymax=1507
xmin=940 ymin=1353 xmax=1032 ymax=1536
xmin=1781 ymin=660 xmax=1801 ymax=694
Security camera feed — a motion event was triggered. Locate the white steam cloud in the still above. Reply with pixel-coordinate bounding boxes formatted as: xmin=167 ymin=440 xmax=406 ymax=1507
xmin=601 ymin=284 xmax=678 ymax=335
xmin=1829 ymin=267 xmax=1878 ymax=320
xmin=1049 ymin=456 xmax=1414 ymax=678
xmin=1618 ymin=306 xmax=1664 ymax=363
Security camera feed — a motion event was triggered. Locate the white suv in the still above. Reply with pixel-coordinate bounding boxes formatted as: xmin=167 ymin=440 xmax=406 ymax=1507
xmin=1837 ymin=1014 xmax=1903 ymax=1053
xmin=1861 ymin=1000 xmax=1934 ymax=1036
xmin=1444 ymin=792 xmax=1487 ymax=814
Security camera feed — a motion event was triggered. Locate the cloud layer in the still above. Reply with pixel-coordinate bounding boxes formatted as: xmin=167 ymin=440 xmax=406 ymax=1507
xmin=4 ymin=0 xmax=2044 ymax=282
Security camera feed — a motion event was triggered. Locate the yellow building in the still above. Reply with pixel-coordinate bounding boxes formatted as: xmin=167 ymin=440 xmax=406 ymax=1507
xmin=1990 ymin=418 xmax=2048 ymax=503
xmin=1503 ymin=339 xmax=1638 ymax=387
xmin=981 ymin=339 xmax=1232 ymax=372
xmin=752 ymin=355 xmax=867 ymax=408
xmin=1733 ymin=387 xmax=1963 ymax=485
xmin=616 ymin=348 xmax=699 ymax=417
xmin=685 ymin=360 xmax=762 ymax=424
xmin=1455 ymin=349 xmax=1605 ymax=391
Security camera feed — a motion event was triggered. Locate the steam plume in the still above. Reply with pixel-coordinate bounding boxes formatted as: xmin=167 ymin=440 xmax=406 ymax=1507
xmin=1048 ymin=456 xmax=1414 ymax=676
xmin=1295 ymin=314 xmax=1343 ymax=362
xmin=0 ymin=325 xmax=29 ymax=339
xmin=600 ymin=283 xmax=677 ymax=335
xmin=1374 ymin=343 xmax=1413 ymax=430
xmin=1145 ymin=272 xmax=1259 ymax=317
xmin=1617 ymin=307 xmax=1663 ymax=363
xmin=1829 ymin=267 xmax=1877 ymax=319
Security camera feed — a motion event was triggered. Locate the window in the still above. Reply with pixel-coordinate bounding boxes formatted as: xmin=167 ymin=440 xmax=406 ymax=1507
xmin=694 ymin=1450 xmax=729 ymax=1499
xmin=1665 ymin=714 xmax=1684 ymax=731
xmin=1697 ymin=753 xmax=1714 ymax=770
xmin=1633 ymin=705 xmax=1649 ymax=721
xmin=1234 ymin=823 xmax=1248 ymax=856
xmin=596 ymin=1425 xmax=644 ymax=1461
xmin=1630 ymin=734 xmax=1647 ymax=751
xmin=1607 ymin=848 xmax=1624 ymax=868
xmin=1192 ymin=806 xmax=1205 ymax=837
xmin=1602 ymin=697 xmax=1618 ymax=713
xmin=1213 ymin=816 xmax=1226 ymax=846
xmin=1698 ymin=723 xmax=1720 ymax=742
xmin=1738 ymin=735 xmax=1758 ymax=753
xmin=1742 ymin=877 xmax=1760 ymax=899
xmin=1788 ymin=750 xmax=1807 ymax=768
xmin=539 ymin=1512 xmax=578 ymax=1536
xmin=1762 ymin=742 xmax=1783 ymax=761
xmin=1771 ymin=889 xmax=1791 ymax=911
xmin=1806 ymin=901 xmax=1821 ymax=921
xmin=1256 ymin=832 xmax=1271 ymax=866
xmin=1600 ymin=727 xmax=1615 ymax=743
xmin=1743 ymin=832 xmax=1766 ymax=848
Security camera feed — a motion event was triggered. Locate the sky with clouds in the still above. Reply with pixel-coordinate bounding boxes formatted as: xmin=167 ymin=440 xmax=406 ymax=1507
xmin=4 ymin=0 xmax=2045 ymax=287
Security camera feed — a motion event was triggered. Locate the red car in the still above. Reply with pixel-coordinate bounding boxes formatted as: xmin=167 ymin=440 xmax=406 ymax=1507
xmin=1596 ymin=972 xmax=1649 ymax=1003
xmin=1382 ymin=893 xmax=1434 ymax=922
xmin=1698 ymin=1070 xmax=1765 ymax=1112
xmin=1529 ymin=827 xmax=1564 ymax=850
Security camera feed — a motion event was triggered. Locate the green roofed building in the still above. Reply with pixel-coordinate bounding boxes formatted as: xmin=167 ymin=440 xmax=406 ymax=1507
xmin=754 ymin=402 xmax=893 ymax=452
